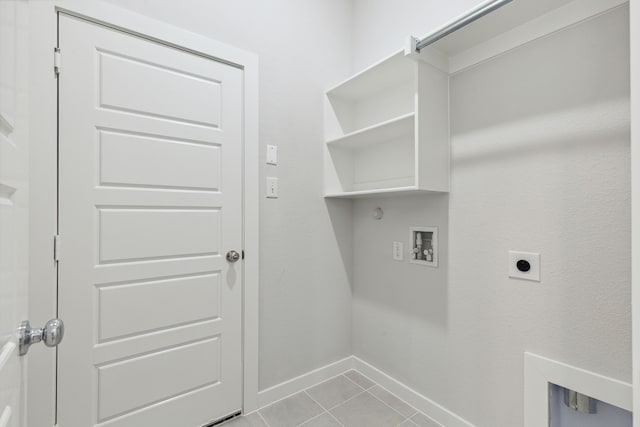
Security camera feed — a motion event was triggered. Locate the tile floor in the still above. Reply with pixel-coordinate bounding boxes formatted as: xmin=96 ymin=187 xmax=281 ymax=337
xmin=222 ymin=370 xmax=442 ymax=427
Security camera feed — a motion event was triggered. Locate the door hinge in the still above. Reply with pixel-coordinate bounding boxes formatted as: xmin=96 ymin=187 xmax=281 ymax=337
xmin=54 ymin=48 xmax=61 ymax=77
xmin=54 ymin=235 xmax=61 ymax=262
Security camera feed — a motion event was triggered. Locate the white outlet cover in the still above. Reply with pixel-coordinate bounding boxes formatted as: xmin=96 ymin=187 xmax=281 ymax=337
xmin=266 ymin=145 xmax=278 ymax=165
xmin=266 ymin=177 xmax=278 ymax=198
xmin=508 ymin=251 xmax=540 ymax=282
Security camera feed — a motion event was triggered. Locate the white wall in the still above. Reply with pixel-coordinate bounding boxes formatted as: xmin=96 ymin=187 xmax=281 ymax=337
xmin=101 ymin=0 xmax=355 ymax=391
xmin=351 ymin=2 xmax=631 ymax=426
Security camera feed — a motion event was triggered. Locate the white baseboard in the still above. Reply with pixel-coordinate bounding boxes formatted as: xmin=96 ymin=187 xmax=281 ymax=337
xmin=257 ymin=356 xmax=354 ymax=408
xmin=352 ymin=357 xmax=475 ymax=427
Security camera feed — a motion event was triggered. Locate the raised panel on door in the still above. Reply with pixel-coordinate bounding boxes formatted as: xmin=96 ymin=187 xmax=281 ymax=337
xmin=97 ymin=207 xmax=221 ymax=263
xmin=97 ymin=338 xmax=221 ymax=421
xmin=58 ymin=14 xmax=243 ymax=427
xmin=97 ymin=272 xmax=221 ymax=342
xmin=98 ymin=131 xmax=221 ymax=191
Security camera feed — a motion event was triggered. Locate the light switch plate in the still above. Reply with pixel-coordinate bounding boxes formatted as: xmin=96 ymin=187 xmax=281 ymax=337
xmin=393 ymin=242 xmax=403 ymax=261
xmin=266 ymin=177 xmax=278 ymax=198
xmin=266 ymin=145 xmax=278 ymax=165
xmin=508 ymin=251 xmax=540 ymax=282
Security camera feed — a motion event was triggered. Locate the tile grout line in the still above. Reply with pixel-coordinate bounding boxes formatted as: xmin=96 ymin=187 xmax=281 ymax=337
xmin=258 ymin=370 xmax=427 ymax=427
xmin=326 ymin=411 xmax=347 ymax=427
xmin=396 ymin=418 xmax=419 ymax=427
xmin=348 ymin=371 xmax=440 ymax=427
xmin=307 ymin=372 xmax=416 ymax=424
xmin=300 ymin=390 xmax=346 ymax=427
xmin=361 ymin=383 xmax=418 ymax=422
xmin=334 ymin=373 xmax=367 ymax=394
xmin=369 ymin=390 xmax=417 ymax=422
xmin=408 ymin=411 xmax=444 ymax=427
xmin=294 ymin=409 xmax=328 ymax=427
xmin=322 ymin=389 xmax=368 ymax=412
xmin=259 ymin=370 xmax=353 ymax=413
xmin=256 ymin=410 xmax=272 ymax=427
xmin=308 ymin=372 xmax=416 ymax=425
xmin=343 ymin=370 xmax=376 ymax=391
xmin=258 ymin=371 xmax=357 ymax=427
xmin=305 ymin=373 xmax=369 ymax=412
xmin=409 ymin=412 xmax=443 ymax=427
xmin=301 ymin=390 xmax=330 ymax=412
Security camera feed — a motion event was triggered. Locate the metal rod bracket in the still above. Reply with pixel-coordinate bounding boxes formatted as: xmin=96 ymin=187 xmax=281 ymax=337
xmin=414 ymin=0 xmax=514 ymax=52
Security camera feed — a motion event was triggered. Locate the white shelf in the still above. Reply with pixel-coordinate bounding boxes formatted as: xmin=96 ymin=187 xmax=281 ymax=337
xmin=324 ymin=0 xmax=625 ymax=199
xmin=323 ymin=49 xmax=449 ymax=198
xmin=326 ymin=51 xmax=414 ymax=100
xmin=324 ymin=186 xmax=443 ymax=199
xmin=326 ymin=113 xmax=414 ymax=150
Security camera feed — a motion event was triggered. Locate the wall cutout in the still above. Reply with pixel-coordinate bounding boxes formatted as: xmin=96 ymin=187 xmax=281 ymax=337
xmin=549 ymin=384 xmax=631 ymax=427
xmin=410 ymin=226 xmax=438 ymax=267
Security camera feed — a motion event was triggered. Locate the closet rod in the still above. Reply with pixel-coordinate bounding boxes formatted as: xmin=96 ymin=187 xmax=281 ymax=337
xmin=414 ymin=0 xmax=514 ymax=52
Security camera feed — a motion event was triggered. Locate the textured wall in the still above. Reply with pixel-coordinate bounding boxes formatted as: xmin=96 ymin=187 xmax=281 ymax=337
xmin=351 ymin=3 xmax=631 ymax=426
xmin=102 ymin=0 xmax=355 ymax=391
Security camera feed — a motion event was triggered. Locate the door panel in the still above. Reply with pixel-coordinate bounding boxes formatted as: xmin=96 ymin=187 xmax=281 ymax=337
xmin=97 ymin=338 xmax=220 ymax=421
xmin=58 ymin=14 xmax=243 ymax=427
xmin=98 ymin=51 xmax=222 ymax=127
xmin=97 ymin=207 xmax=221 ymax=262
xmin=97 ymin=273 xmax=220 ymax=342
xmin=99 ymin=131 xmax=221 ymax=190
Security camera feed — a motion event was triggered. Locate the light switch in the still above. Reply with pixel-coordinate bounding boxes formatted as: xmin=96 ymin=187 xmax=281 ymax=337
xmin=393 ymin=242 xmax=403 ymax=261
xmin=266 ymin=145 xmax=278 ymax=165
xmin=266 ymin=177 xmax=278 ymax=198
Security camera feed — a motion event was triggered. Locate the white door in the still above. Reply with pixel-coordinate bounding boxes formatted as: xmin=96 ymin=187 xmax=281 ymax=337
xmin=57 ymin=14 xmax=244 ymax=427
xmin=0 ymin=1 xmax=29 ymax=427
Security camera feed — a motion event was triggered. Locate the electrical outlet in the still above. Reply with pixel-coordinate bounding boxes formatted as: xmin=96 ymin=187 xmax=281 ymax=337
xmin=508 ymin=251 xmax=540 ymax=281
xmin=266 ymin=177 xmax=278 ymax=198
xmin=393 ymin=242 xmax=403 ymax=261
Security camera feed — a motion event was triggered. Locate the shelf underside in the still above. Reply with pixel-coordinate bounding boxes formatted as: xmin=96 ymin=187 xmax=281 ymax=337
xmin=326 ymin=51 xmax=414 ymax=100
xmin=325 ymin=186 xmax=445 ymax=199
xmin=326 ymin=113 xmax=414 ymax=150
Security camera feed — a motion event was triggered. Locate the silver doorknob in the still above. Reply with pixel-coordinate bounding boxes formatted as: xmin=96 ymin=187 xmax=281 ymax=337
xmin=18 ymin=318 xmax=65 ymax=356
xmin=226 ymin=250 xmax=241 ymax=263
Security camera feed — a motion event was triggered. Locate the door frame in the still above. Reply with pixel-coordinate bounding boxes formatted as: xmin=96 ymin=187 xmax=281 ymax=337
xmin=28 ymin=2 xmax=260 ymax=426
xmin=633 ymin=0 xmax=640 ymax=424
